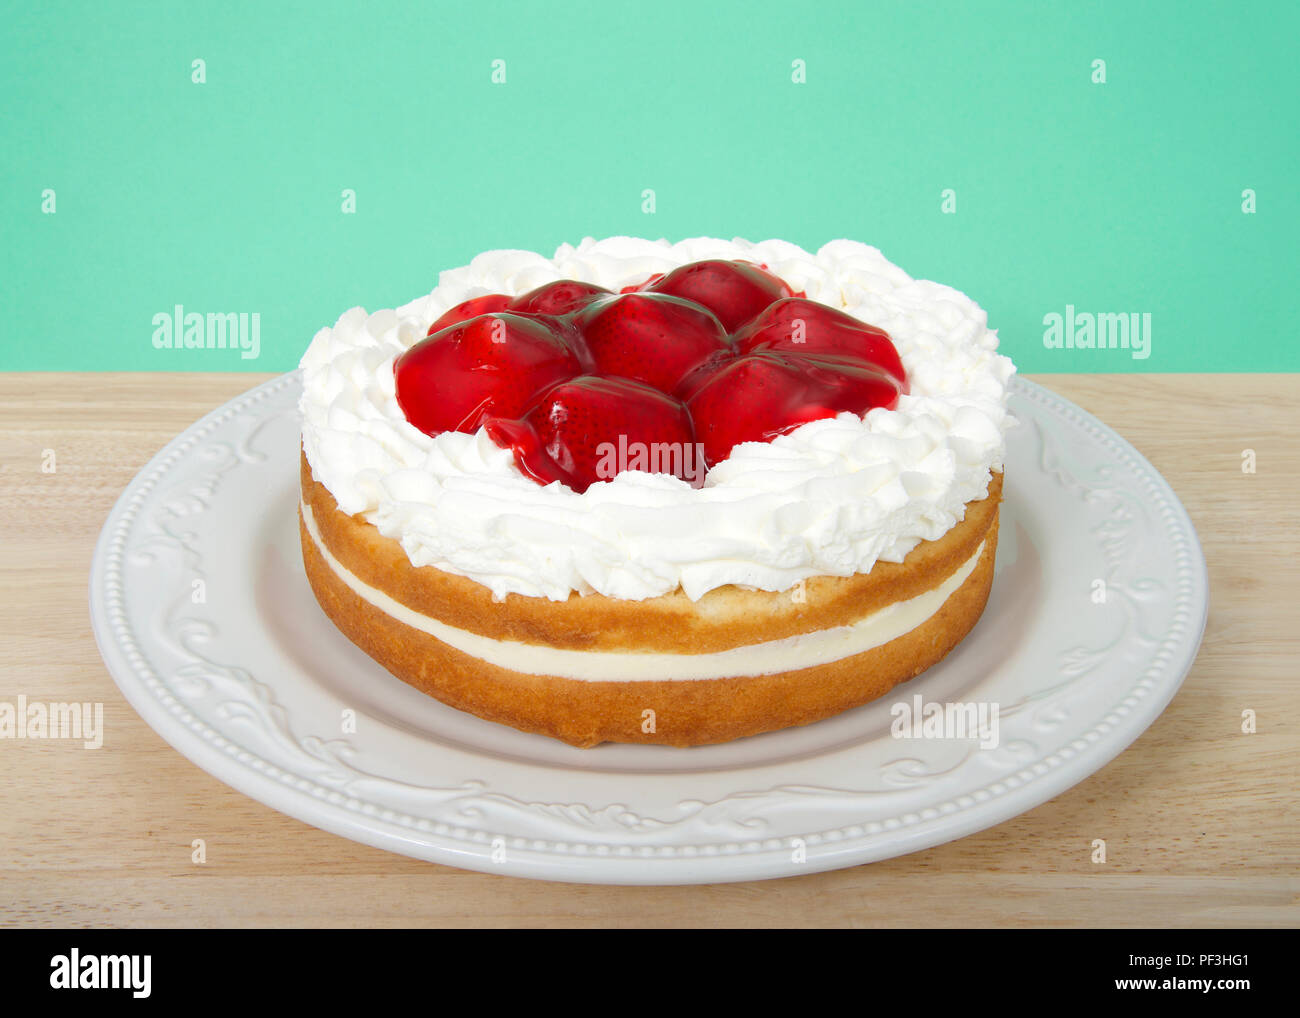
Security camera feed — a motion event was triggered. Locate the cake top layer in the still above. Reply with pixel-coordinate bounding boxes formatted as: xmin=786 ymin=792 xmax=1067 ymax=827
xmin=299 ymin=236 xmax=1016 ymax=602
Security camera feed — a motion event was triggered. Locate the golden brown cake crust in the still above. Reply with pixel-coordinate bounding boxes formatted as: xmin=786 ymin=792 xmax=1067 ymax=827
xmin=300 ymin=449 xmax=1001 ymax=654
xmin=298 ymin=450 xmax=1002 ymax=747
xmin=301 ymin=508 xmax=999 ymax=747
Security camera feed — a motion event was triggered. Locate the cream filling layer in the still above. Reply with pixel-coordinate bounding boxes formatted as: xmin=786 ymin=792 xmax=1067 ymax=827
xmin=302 ymin=500 xmax=986 ymax=682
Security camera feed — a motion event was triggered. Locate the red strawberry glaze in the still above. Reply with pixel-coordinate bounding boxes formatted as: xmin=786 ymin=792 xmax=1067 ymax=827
xmin=646 ymin=259 xmax=799 ymax=332
xmin=484 ymin=376 xmax=696 ymax=494
xmin=426 ymin=294 xmax=512 ymax=335
xmin=395 ymin=313 xmax=581 ymax=435
xmin=576 ymin=292 xmax=730 ymax=392
xmin=619 ymin=273 xmax=663 ymax=294
xmin=395 ymin=258 xmax=907 ymax=491
xmin=687 ymin=352 xmax=902 ymax=467
xmin=732 ymin=297 xmax=908 ymax=390
xmin=508 ymin=279 xmax=611 ymax=317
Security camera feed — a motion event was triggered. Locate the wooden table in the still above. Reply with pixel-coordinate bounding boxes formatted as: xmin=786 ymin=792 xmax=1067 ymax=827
xmin=1 ymin=372 xmax=1295 ymax=928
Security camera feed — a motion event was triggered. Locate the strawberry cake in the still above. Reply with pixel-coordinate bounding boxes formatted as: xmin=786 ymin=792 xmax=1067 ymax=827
xmin=298 ymin=237 xmax=1015 ymax=747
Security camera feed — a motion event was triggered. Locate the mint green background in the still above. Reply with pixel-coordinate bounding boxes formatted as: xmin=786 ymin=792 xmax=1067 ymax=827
xmin=2 ymin=0 xmax=1296 ymax=373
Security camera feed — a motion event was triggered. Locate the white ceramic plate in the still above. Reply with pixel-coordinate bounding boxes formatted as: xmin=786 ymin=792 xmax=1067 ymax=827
xmin=90 ymin=374 xmax=1207 ymax=884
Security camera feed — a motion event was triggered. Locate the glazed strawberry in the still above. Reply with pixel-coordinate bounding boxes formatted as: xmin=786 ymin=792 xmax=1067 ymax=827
xmin=646 ymin=259 xmax=796 ymax=331
xmin=485 ymin=376 xmax=698 ymax=493
xmin=619 ymin=272 xmax=663 ymax=293
xmin=575 ymin=292 xmax=730 ymax=392
xmin=674 ymin=347 xmax=739 ymax=401
xmin=508 ymin=279 xmax=611 ymax=317
xmin=686 ymin=352 xmax=902 ymax=467
xmin=396 ymin=313 xmax=581 ymax=435
xmin=426 ymin=294 xmax=512 ymax=335
xmin=733 ymin=298 xmax=907 ymax=387
xmin=404 ymin=258 xmax=908 ymax=488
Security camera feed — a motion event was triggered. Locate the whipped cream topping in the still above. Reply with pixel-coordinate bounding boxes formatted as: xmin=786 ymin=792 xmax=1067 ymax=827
xmin=299 ymin=237 xmax=1016 ymax=602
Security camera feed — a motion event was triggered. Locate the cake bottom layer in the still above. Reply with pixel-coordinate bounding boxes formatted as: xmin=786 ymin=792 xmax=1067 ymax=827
xmin=299 ymin=507 xmax=1001 ymax=748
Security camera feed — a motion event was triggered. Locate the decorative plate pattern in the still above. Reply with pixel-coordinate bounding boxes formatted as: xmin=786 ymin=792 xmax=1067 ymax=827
xmin=89 ymin=373 xmax=1208 ymax=884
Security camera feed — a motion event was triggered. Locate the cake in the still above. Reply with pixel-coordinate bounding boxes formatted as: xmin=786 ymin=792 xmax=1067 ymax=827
xmin=298 ymin=237 xmax=1015 ymax=747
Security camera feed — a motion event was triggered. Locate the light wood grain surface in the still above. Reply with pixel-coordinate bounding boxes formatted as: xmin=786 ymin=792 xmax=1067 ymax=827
xmin=1 ymin=372 xmax=1296 ymax=928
